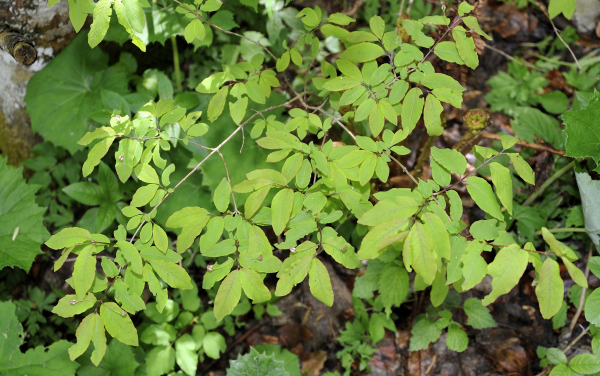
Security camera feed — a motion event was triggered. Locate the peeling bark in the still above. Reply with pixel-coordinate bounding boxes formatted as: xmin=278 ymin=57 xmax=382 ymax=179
xmin=0 ymin=0 xmax=76 ymax=165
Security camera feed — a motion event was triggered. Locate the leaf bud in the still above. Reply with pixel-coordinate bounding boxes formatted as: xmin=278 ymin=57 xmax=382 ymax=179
xmin=207 ymin=264 xmax=213 ymax=271
xmin=70 ymin=299 xmax=76 ymax=305
xmin=290 ymin=247 xmax=296 ymax=253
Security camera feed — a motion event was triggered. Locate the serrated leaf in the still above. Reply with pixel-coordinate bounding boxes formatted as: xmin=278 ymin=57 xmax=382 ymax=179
xmin=562 ymin=93 xmax=600 ymax=163
xmin=409 ymin=317 xmax=442 ymax=351
xmin=446 ymin=323 xmax=468 ymax=352
xmin=464 ymin=298 xmax=496 ymax=329
xmin=569 ymin=354 xmax=600 ymax=374
xmin=227 ymin=347 xmax=289 ymax=375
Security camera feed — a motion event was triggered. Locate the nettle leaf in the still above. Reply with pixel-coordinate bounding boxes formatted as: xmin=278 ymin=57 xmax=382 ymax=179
xmin=0 ymin=158 xmax=50 ymax=271
xmin=562 ymin=92 xmax=600 ymax=163
xmin=227 ymin=347 xmax=289 ymax=376
xmin=464 ymin=298 xmax=496 ymax=329
xmin=482 ymin=244 xmax=528 ymax=305
xmin=214 ymin=270 xmax=242 ymax=321
xmin=378 ymin=262 xmax=409 ymax=309
xmin=569 ymin=354 xmax=600 ymax=374
xmin=536 ymin=258 xmax=564 ymax=319
xmin=308 ymin=259 xmax=334 ymax=306
xmin=446 ymin=323 xmax=468 ymax=352
xmin=409 ymin=317 xmax=442 ymax=351
xmin=466 ymin=176 xmax=504 ymax=221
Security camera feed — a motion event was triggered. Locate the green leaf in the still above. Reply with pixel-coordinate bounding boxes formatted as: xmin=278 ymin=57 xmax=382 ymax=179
xmin=68 ymin=313 xmax=98 ymax=361
xmin=359 ymin=197 xmax=419 ymax=226
xmin=52 ymin=293 xmax=97 ymax=318
xmin=89 ymin=0 xmax=114 ymax=48
xmin=214 ymin=270 xmax=242 ymax=321
xmin=153 ymin=225 xmax=169 ymax=253
xmin=546 ymin=348 xmax=568 ymax=365
xmin=227 ymin=347 xmax=289 ymax=376
xmin=208 ymin=86 xmax=229 ymax=122
xmin=422 ymin=212 xmax=451 ymax=261
xmin=83 ymin=136 xmax=116 ymax=177
xmin=328 ymin=12 xmax=356 ymax=26
xmin=240 ymin=268 xmax=271 ymax=303
xmin=446 ymin=323 xmax=468 ymax=352
xmin=489 ymin=162 xmax=513 ymax=215
xmin=130 ymin=184 xmax=159 ymax=207
xmin=537 ymin=258 xmax=564 ymax=319
xmin=308 ymin=258 xmax=334 ymax=306
xmin=368 ymin=104 xmax=385 ymax=137
xmin=322 ymin=76 xmax=362 ymax=91
xmin=401 ymin=88 xmax=424 ymax=133
xmin=549 ymin=364 xmax=571 ymax=376
xmin=369 ymin=15 xmax=385 ymax=39
xmin=563 ymin=258 xmax=588 ymax=288
xmin=562 ymin=92 xmax=600 ymax=163
xmin=116 ymin=241 xmax=143 ymax=274
xmin=149 ymin=259 xmax=192 ymax=289
xmin=121 ymin=0 xmax=145 ymax=33
xmin=135 ymin=163 xmax=160 ymax=185
xmin=548 ymin=0 xmax=575 ymax=19
xmin=339 ymin=43 xmax=385 ymax=63
xmin=423 ymin=95 xmax=444 ymax=136
xmin=378 ymin=262 xmax=409 ymax=309
xmin=0 ymin=158 xmax=50 ymax=271
xmin=461 ymin=16 xmax=491 ymax=40
xmin=458 ymin=2 xmax=474 ymax=15
xmin=245 ymin=186 xmax=271 ymax=218
xmin=271 ymin=188 xmax=294 ymax=236
xmin=421 ymin=73 xmax=465 ymax=92
xmin=433 ymin=41 xmax=464 ymax=64
xmin=402 ymin=19 xmax=434 ymax=47
xmin=508 ymin=153 xmax=535 ymax=185
xmin=410 ymin=222 xmax=437 ymax=285
xmin=452 ymin=26 xmax=478 ymax=69
xmin=575 ymin=172 xmax=600 ymax=250
xmin=246 ymin=80 xmax=266 ymax=104
xmin=466 ymin=176 xmax=504 ymax=221
xmin=430 ymin=147 xmax=467 ymax=175
xmin=175 ymin=334 xmax=197 ymax=376
xmin=73 ymin=245 xmax=97 ymax=300
xmin=359 ymin=154 xmax=377 ymax=186
xmin=464 ymin=298 xmax=496 ymax=329
xmin=461 ymin=240 xmax=487 ymax=290
xmin=113 ymin=279 xmax=146 ymax=314
xmin=229 ymin=96 xmax=248 ymax=125
xmin=276 ymin=51 xmax=290 ymax=72
xmin=99 ymin=302 xmax=138 ymax=346
xmin=214 ymin=178 xmax=232 ymax=213
xmin=67 ymin=0 xmax=94 ymax=32
xmin=585 ymin=288 xmax=600 ymax=325
xmin=482 ymin=244 xmax=528 ymax=305
xmin=409 ymin=317 xmax=442 ymax=351
xmin=569 ymin=353 xmax=600 ymax=374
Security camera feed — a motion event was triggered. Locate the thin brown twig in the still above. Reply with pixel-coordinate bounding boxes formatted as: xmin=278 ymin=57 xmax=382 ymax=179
xmin=535 ymin=1 xmax=600 ymax=82
xmin=480 ymin=132 xmax=565 ymax=155
xmin=482 ymin=44 xmax=544 ymax=72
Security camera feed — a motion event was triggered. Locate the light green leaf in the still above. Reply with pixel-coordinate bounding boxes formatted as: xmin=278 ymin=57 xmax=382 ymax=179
xmin=466 ymin=176 xmax=504 ymax=221
xmin=339 ymin=43 xmax=385 ymax=63
xmin=276 ymin=51 xmax=290 ymax=72
xmin=245 ymin=185 xmax=271 ymax=218
xmin=401 ymin=88 xmax=424 ymax=133
xmin=359 ymin=154 xmax=377 ymax=186
xmin=116 ymin=241 xmax=143 ymax=274
xmin=89 ymin=0 xmax=114 ymax=48
xmin=368 ymin=104 xmax=385 ymax=137
xmin=452 ymin=26 xmax=478 ymax=69
xmin=68 ymin=0 xmax=94 ymax=32
xmin=83 ymin=136 xmax=116 ymax=177
xmin=433 ymin=41 xmax=464 ymax=64
xmin=46 ymin=227 xmax=92 ymax=250
xmin=121 ymin=0 xmax=145 ymax=33
xmin=421 ymin=73 xmax=465 ymax=92
xmin=153 ymin=225 xmax=169 ymax=253
xmin=308 ymin=258 xmax=334 ymax=306
xmin=461 ymin=240 xmax=487 ymax=290
xmin=482 ymin=244 xmax=528 ymax=305
xmin=175 ymin=334 xmax=197 ymax=376
xmin=458 ymin=2 xmax=474 ymax=15
xmin=149 ymin=260 xmax=192 ymax=289
xmin=208 ymin=86 xmax=228 ymax=122
xmin=322 ymin=76 xmax=362 ymax=91
xmin=569 ymin=353 xmax=600 ymax=374
xmin=536 ymin=258 xmax=564 ymax=319
xmin=461 ymin=16 xmax=491 ymax=40
xmin=73 ymin=245 xmax=96 ymax=300
xmin=369 ymin=15 xmax=385 ymax=39
xmin=585 ymin=288 xmax=600 ymax=325
xmin=52 ymin=293 xmax=97 ymax=318
xmin=548 ymin=0 xmax=575 ymax=19
xmin=508 ymin=154 xmax=535 ymax=185
xmin=69 ymin=313 xmax=96 ymax=361
xmin=430 ymin=147 xmax=467 ymax=175
xmin=422 ymin=212 xmax=451 ymax=261
xmin=489 ymin=162 xmax=513 ymax=215
xmin=423 ymin=95 xmax=444 ymax=136
xmin=131 ymin=184 xmax=159 ymax=207
xmin=214 ymin=178 xmax=232 ymax=213
xmin=99 ymin=302 xmax=138 ymax=346
xmin=410 ymin=222 xmax=437 ymax=285
xmin=271 ymin=188 xmax=294 ymax=236
xmin=229 ymin=96 xmax=248 ymax=125
xmin=240 ymin=268 xmax=271 ymax=303
xmin=214 ymin=270 xmax=242 ymax=321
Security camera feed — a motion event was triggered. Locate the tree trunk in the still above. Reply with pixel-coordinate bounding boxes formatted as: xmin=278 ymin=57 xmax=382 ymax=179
xmin=0 ymin=0 xmax=76 ymax=165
